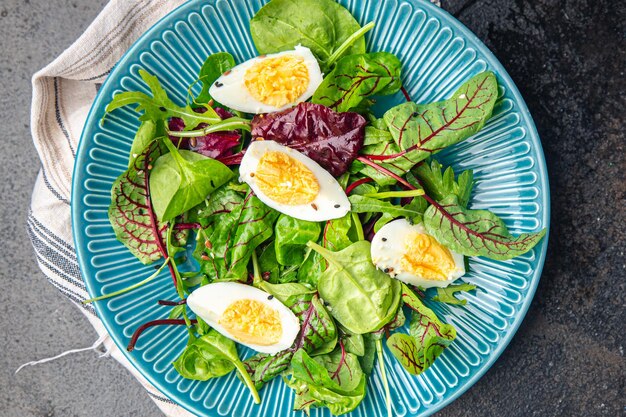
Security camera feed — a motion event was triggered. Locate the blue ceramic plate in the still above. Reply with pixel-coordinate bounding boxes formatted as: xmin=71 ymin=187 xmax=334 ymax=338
xmin=72 ymin=1 xmax=549 ymax=416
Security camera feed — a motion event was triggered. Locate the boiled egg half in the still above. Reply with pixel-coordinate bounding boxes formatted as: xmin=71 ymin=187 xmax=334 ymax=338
xmin=371 ymin=219 xmax=465 ymax=288
xmin=239 ymin=140 xmax=350 ymax=222
xmin=209 ymin=46 xmax=323 ymax=114
xmin=187 ymin=282 xmax=300 ymax=354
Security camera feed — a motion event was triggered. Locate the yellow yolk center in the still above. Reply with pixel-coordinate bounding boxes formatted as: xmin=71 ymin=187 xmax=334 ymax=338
xmin=254 ymin=151 xmax=320 ymax=205
xmin=219 ymin=299 xmax=283 ymax=346
xmin=244 ymin=55 xmax=309 ymax=107
xmin=401 ymin=232 xmax=456 ymax=281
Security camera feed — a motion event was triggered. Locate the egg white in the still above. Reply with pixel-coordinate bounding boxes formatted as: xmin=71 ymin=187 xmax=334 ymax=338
xmin=186 ymin=282 xmax=300 ymax=354
xmin=239 ymin=140 xmax=350 ymax=222
xmin=208 ymin=46 xmax=323 ymax=114
xmin=370 ymin=219 xmax=465 ymax=288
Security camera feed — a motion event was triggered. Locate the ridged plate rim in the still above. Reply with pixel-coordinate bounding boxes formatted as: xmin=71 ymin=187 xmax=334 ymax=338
xmin=71 ymin=0 xmax=550 ymax=416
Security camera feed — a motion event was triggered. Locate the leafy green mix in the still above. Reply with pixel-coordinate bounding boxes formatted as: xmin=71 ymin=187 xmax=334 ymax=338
xmin=97 ymin=0 xmax=546 ymax=415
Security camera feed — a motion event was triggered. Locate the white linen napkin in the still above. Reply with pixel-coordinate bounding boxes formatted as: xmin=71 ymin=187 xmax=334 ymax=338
xmin=27 ymin=1 xmax=440 ymax=416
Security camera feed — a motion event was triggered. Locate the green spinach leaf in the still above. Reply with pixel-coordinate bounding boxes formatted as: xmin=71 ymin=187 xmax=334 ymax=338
xmin=358 ymin=334 xmax=377 ymax=375
xmin=274 ymin=215 xmax=321 ymax=266
xmin=196 ymin=52 xmax=236 ymax=104
xmin=250 ymin=0 xmax=366 ymax=68
xmin=149 ymin=139 xmax=233 ymax=222
xmin=173 ymin=330 xmax=260 ymax=403
xmin=308 ymin=241 xmax=402 ymax=334
xmin=339 ymin=326 xmax=365 ymax=356
xmin=433 ymin=283 xmax=477 ymax=305
xmin=296 ymin=214 xmax=354 ymax=286
xmin=313 ymin=52 xmax=402 ymax=112
xmin=106 ymin=69 xmax=220 ymax=128
xmin=386 ymin=284 xmax=456 ymax=376
xmin=128 ymin=120 xmax=165 ymax=168
xmin=423 ymin=194 xmax=547 ymax=260
xmin=173 ymin=330 xmax=235 ymax=380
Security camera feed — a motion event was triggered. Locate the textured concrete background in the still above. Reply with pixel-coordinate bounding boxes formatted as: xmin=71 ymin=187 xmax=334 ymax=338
xmin=1 ymin=0 xmax=623 ymax=416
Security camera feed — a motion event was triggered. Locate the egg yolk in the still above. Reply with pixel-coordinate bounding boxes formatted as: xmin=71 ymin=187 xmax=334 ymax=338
xmin=244 ymin=55 xmax=309 ymax=107
xmin=254 ymin=151 xmax=320 ymax=205
xmin=219 ymin=299 xmax=283 ymax=346
xmin=401 ymin=232 xmax=457 ymax=281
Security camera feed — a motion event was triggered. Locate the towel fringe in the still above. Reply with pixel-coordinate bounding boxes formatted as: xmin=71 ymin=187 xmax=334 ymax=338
xmin=15 ymin=333 xmax=110 ymax=374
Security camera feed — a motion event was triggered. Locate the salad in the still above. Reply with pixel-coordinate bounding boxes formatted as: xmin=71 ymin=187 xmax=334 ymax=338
xmin=89 ymin=0 xmax=547 ymax=415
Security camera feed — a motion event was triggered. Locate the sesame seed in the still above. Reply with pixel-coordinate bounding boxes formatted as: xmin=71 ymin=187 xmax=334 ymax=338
xmin=268 ymin=295 xmax=274 ymax=300
xmin=334 ymin=204 xmax=340 ymax=208
xmin=311 ymin=203 xmax=318 ymax=210
xmin=159 ymin=106 xmax=167 ymax=112
xmin=382 ymin=237 xmax=387 ymax=242
xmin=189 ymin=138 xmax=197 ymax=148
xmin=214 ymin=81 xmax=223 ymax=87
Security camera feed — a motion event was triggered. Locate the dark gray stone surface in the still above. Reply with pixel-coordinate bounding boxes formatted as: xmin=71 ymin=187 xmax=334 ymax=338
xmin=0 ymin=0 xmax=623 ymax=416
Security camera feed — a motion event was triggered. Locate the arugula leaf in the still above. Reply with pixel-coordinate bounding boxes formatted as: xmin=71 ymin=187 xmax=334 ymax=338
xmin=424 ymin=194 xmax=547 ymax=260
xmin=348 ymin=194 xmax=425 ymax=221
xmin=109 ymin=140 xmax=184 ymax=264
xmin=106 ymin=69 xmax=220 ymax=128
xmin=308 ymin=241 xmax=402 ymax=334
xmin=195 ymin=52 xmax=235 ymax=104
xmin=250 ymin=0 xmax=366 ymax=68
xmin=363 ymin=124 xmax=393 ymax=146
xmin=197 ymin=191 xmax=279 ymax=281
xmin=374 ymin=212 xmax=395 ymax=232
xmin=387 ymin=284 xmax=456 ymax=375
xmin=274 ymin=215 xmax=321 ymax=266
xmin=313 ymin=52 xmax=402 ymax=113
xmin=413 ymin=159 xmax=474 ymax=208
xmin=361 ymin=72 xmax=498 ymax=180
xmin=286 ymin=349 xmax=366 ymax=415
xmin=173 ymin=330 xmax=260 ymax=403
xmin=149 ymin=138 xmax=233 ymax=222
xmin=433 ymin=283 xmax=477 ymax=305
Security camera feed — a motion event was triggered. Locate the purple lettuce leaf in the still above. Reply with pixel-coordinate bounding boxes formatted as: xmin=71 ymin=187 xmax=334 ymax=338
xmin=169 ymin=107 xmax=240 ymax=160
xmin=250 ymin=102 xmax=366 ymax=177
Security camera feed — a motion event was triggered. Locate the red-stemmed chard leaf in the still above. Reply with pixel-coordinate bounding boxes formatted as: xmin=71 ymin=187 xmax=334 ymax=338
xmin=250 ymin=102 xmax=366 ymax=177
xmin=286 ymin=347 xmax=366 ymax=415
xmin=195 ymin=190 xmax=279 ymax=281
xmin=108 ymin=140 xmax=186 ymax=265
xmin=169 ymin=107 xmax=241 ymax=160
xmin=423 ymin=194 xmax=547 ymax=260
xmin=386 ymin=284 xmax=456 ymax=375
xmin=243 ymin=289 xmax=337 ymax=390
xmin=312 ymin=52 xmax=402 ymax=112
xmin=358 ymin=156 xmax=546 ymax=260
xmin=359 ymin=72 xmax=498 ymax=184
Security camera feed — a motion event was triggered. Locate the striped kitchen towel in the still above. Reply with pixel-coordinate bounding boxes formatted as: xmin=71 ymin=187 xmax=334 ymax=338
xmin=27 ymin=0 xmax=441 ymax=416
